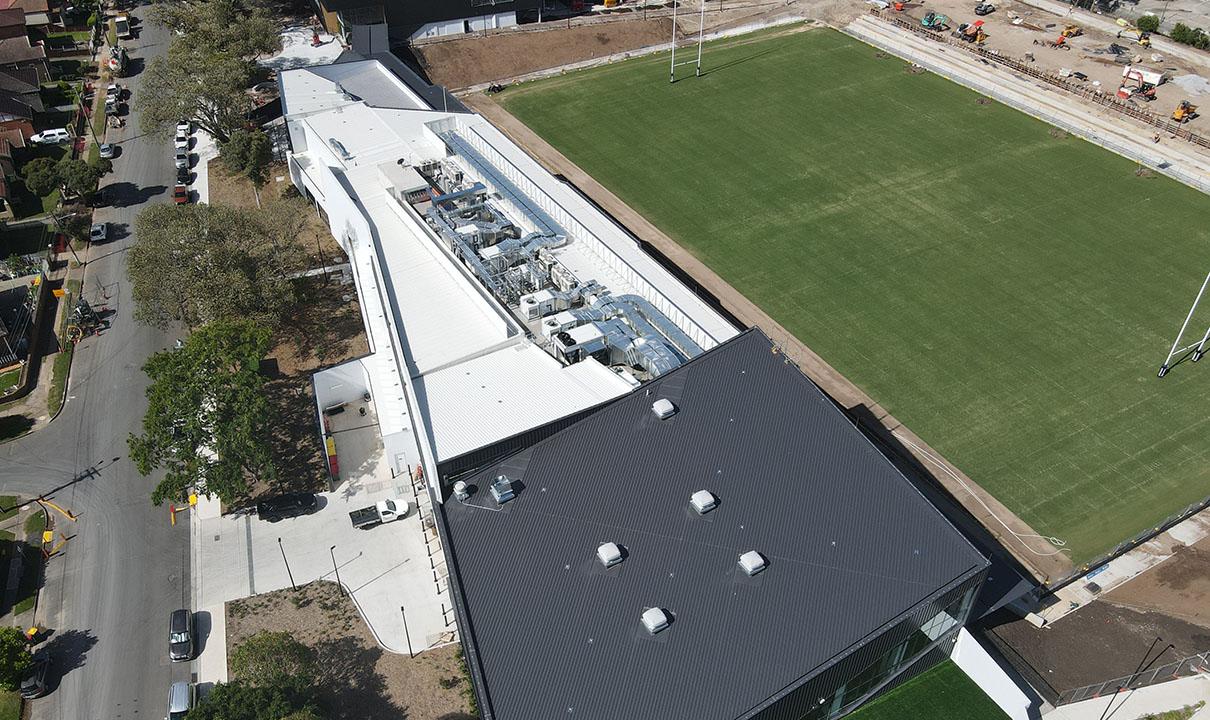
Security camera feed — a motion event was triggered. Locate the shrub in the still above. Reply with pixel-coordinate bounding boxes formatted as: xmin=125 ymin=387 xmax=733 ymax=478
xmin=1136 ymin=14 xmax=1159 ymax=32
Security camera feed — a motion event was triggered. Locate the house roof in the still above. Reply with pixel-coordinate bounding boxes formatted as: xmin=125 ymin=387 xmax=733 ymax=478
xmin=0 ymin=67 xmax=36 ymax=93
xmin=0 ymin=0 xmax=48 ymax=15
xmin=440 ymin=329 xmax=988 ymax=720
xmin=0 ymin=91 xmax=33 ymax=119
xmin=0 ymin=8 xmax=24 ymax=26
xmin=0 ymin=35 xmax=45 ymax=63
xmin=0 ymin=126 xmax=25 ymax=148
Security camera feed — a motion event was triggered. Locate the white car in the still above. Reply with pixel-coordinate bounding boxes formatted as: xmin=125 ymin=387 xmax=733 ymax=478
xmin=176 ymin=121 xmax=191 ymax=136
xmin=30 ymin=128 xmax=70 ymax=144
xmin=174 ymin=147 xmax=189 ymax=169
xmin=89 ymin=223 xmax=107 ymax=242
xmin=174 ymin=128 xmax=189 ymax=149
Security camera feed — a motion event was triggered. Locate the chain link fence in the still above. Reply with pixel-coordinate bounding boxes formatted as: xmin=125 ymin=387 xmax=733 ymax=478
xmin=1058 ymin=651 xmax=1210 ymax=705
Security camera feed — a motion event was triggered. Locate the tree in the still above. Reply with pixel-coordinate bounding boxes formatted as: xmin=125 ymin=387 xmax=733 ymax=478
xmin=56 ymin=159 xmax=101 ymax=199
xmin=56 ymin=208 xmax=92 ymax=245
xmin=21 ymin=157 xmax=59 ymax=198
xmin=1136 ymin=14 xmax=1160 ymax=33
xmin=230 ymin=632 xmax=317 ymax=693
xmin=127 ymin=201 xmax=306 ymax=330
xmin=0 ymin=627 xmax=32 ymax=691
xmin=221 ymin=129 xmax=273 ymax=189
xmin=138 ymin=45 xmax=255 ymax=143
xmin=185 ymin=681 xmax=319 ymax=720
xmin=128 ymin=319 xmax=277 ymax=505
xmin=139 ymin=0 xmax=281 ymax=141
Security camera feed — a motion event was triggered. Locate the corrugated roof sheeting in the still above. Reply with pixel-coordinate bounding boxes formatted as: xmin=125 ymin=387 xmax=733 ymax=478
xmin=441 ymin=329 xmax=987 ymax=720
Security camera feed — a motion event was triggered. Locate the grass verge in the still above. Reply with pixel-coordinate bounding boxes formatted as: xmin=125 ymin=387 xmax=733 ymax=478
xmin=845 ymin=660 xmax=1007 ymax=720
xmin=501 ymin=27 xmax=1210 ymax=562
xmin=47 ymin=278 xmax=81 ymax=416
xmin=0 ymin=688 xmax=19 ymax=720
xmin=0 ymin=497 xmax=16 ymax=522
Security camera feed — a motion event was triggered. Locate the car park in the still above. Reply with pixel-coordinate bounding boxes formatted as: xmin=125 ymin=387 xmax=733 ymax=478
xmin=174 ymin=147 xmax=189 ymax=169
xmin=168 ymin=609 xmax=194 ymax=662
xmin=166 ymin=681 xmax=194 ymax=720
xmin=255 ymin=492 xmax=318 ymax=522
xmin=98 ymin=143 xmax=115 ymax=159
xmin=172 ymin=184 xmax=189 ymax=204
xmin=89 ymin=222 xmax=107 ymax=242
xmin=19 ymin=655 xmax=50 ymax=699
xmin=30 ymin=128 xmax=70 ymax=144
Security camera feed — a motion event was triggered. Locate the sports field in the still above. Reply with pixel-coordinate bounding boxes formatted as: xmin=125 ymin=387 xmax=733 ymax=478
xmin=846 ymin=661 xmax=1007 ymax=720
xmin=500 ymin=26 xmax=1210 ymax=564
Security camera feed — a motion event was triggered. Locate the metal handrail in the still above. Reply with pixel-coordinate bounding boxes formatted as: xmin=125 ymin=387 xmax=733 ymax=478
xmin=1057 ymin=651 xmax=1210 ymax=705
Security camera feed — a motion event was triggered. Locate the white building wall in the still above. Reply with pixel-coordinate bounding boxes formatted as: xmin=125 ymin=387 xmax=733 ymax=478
xmin=409 ymin=11 xmax=516 ymax=42
xmin=952 ymin=628 xmax=1036 ymax=720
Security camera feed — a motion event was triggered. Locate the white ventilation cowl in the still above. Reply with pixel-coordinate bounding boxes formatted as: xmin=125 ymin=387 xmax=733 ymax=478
xmin=597 ymin=542 xmax=623 ymax=568
xmin=641 ymin=607 xmax=670 ymax=634
xmin=652 ymin=398 xmax=677 ymax=420
xmin=690 ymin=490 xmax=717 ymax=514
xmin=739 ymin=550 xmax=767 ymax=576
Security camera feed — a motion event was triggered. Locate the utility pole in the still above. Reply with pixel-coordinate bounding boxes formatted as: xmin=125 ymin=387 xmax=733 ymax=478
xmin=329 ymin=545 xmax=343 ymax=595
xmin=1098 ymin=638 xmax=1174 ymax=720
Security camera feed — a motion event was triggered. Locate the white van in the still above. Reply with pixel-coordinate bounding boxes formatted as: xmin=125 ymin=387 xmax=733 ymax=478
xmin=30 ymin=128 xmax=70 ymax=144
xmin=165 ymin=681 xmax=193 ymax=720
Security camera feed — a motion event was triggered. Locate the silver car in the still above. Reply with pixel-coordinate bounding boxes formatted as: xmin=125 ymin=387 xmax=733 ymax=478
xmin=166 ymin=681 xmax=193 ymax=720
xmin=89 ymin=223 xmax=106 ymax=243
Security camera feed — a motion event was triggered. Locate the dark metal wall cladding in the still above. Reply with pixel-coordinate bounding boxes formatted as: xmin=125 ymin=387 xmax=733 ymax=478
xmin=440 ymin=330 xmax=988 ymax=720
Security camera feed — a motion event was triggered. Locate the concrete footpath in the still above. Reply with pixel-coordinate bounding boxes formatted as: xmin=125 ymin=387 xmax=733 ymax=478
xmin=1046 ymin=675 xmax=1210 ymax=720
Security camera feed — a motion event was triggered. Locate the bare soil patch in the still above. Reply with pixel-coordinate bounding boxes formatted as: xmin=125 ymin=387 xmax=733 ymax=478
xmin=1106 ymin=537 xmax=1210 ymax=629
xmin=415 ymin=18 xmax=673 ymax=89
xmin=227 ymin=581 xmax=475 ymax=720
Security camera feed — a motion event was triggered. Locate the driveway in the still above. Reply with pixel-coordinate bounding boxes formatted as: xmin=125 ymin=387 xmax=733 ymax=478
xmin=192 ymin=463 xmax=450 ymax=684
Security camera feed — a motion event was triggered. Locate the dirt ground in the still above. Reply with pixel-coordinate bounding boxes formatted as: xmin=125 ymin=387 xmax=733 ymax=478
xmin=208 ymin=164 xmax=370 ymax=500
xmin=227 ymin=581 xmax=475 ymax=720
xmin=1106 ymin=536 xmax=1210 ymax=629
xmin=887 ymin=0 xmax=1210 ymax=132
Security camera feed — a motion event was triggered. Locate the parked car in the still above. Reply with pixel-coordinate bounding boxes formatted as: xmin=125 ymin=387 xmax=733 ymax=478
xmin=172 ymin=184 xmax=189 ymax=204
xmin=349 ymin=498 xmax=408 ymax=529
xmin=174 ymin=127 xmax=189 ymax=150
xmin=255 ymin=493 xmax=318 ymax=522
xmin=176 ymin=166 xmax=190 ymax=185
xmin=98 ymin=143 xmax=115 ymax=159
xmin=176 ymin=120 xmax=191 ymax=137
xmin=30 ymin=128 xmax=70 ymax=144
xmin=166 ymin=681 xmax=194 ymax=720
xmin=19 ymin=655 xmax=50 ymax=699
xmin=168 ymin=608 xmax=194 ymax=662
xmin=89 ymin=222 xmax=107 ymax=242
xmin=174 ymin=147 xmax=189 ymax=169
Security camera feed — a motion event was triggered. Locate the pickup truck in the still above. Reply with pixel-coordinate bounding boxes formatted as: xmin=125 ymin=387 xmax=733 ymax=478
xmin=349 ymin=498 xmax=408 ymax=529
xmin=114 ymin=14 xmax=131 ymax=39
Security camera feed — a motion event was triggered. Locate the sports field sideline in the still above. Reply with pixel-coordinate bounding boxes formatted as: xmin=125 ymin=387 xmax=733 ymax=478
xmin=499 ymin=26 xmax=1210 ymax=564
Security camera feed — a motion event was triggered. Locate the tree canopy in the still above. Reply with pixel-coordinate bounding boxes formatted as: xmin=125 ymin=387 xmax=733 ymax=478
xmin=138 ymin=0 xmax=281 ymax=141
xmin=20 ymin=158 xmax=100 ymax=200
xmin=21 ymin=157 xmax=60 ymax=198
xmin=128 ymin=319 xmax=276 ymax=505
xmin=127 ymin=201 xmax=306 ymax=330
xmin=221 ymin=129 xmax=274 ymax=187
xmin=57 ymin=159 xmax=101 ymax=199
xmin=185 ymin=681 xmax=320 ymax=720
xmin=230 ymin=631 xmax=316 ymax=693
xmin=0 ymin=627 xmax=32 ymax=691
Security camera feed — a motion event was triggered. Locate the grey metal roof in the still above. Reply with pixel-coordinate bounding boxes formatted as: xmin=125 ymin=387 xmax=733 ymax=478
xmin=440 ymin=329 xmax=987 ymax=720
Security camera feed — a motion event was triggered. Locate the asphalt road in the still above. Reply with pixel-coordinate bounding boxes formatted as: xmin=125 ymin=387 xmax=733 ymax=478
xmin=0 ymin=12 xmax=192 ymax=720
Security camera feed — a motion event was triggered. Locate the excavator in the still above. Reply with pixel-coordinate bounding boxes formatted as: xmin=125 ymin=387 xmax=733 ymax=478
xmin=1173 ymin=100 xmax=1199 ymax=123
xmin=921 ymin=11 xmax=950 ymax=30
xmin=1117 ymin=69 xmax=1157 ymax=101
xmin=1059 ymin=24 xmax=1083 ymax=39
xmin=1115 ymin=18 xmax=1152 ymax=47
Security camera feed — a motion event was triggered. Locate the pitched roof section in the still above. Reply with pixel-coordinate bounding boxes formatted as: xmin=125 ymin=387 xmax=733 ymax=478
xmin=0 ymin=67 xmax=36 ymax=93
xmin=0 ymin=35 xmax=44 ymax=63
xmin=441 ymin=329 xmax=988 ymax=720
xmin=0 ymin=8 xmax=24 ymax=26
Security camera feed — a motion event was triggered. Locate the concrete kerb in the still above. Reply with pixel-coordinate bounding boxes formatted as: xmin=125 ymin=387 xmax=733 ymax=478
xmin=465 ymin=91 xmax=1073 ymax=585
xmin=454 ymin=14 xmax=812 ymax=94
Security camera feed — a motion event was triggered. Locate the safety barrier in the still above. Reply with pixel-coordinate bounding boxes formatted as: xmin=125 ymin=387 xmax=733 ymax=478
xmin=1057 ymin=650 xmax=1210 ymax=705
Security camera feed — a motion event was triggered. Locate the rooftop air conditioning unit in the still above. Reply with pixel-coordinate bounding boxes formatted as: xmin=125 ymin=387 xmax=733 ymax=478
xmin=652 ymin=398 xmax=677 ymax=420
xmin=490 ymin=475 xmax=515 ymax=505
xmin=453 ymin=481 xmax=470 ymax=501
xmin=641 ymin=607 xmax=670 ymax=635
xmin=690 ymin=490 xmax=717 ymax=515
xmin=597 ymin=542 xmax=623 ymax=568
xmin=738 ymin=551 xmax=767 ymax=576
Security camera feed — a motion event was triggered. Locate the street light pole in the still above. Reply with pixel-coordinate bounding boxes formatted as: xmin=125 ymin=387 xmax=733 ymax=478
xmin=1098 ymin=637 xmax=1174 ymax=720
xmin=278 ymin=537 xmax=297 ymax=591
xmin=329 ymin=545 xmax=343 ymax=595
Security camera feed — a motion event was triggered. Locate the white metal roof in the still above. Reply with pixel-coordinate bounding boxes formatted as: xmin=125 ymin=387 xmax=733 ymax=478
xmin=279 ymin=59 xmax=429 ymax=117
xmin=414 ymin=345 xmax=632 ymax=462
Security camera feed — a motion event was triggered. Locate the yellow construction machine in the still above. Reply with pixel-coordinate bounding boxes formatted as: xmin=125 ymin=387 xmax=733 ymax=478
xmin=1060 ymin=24 xmax=1083 ymax=39
xmin=1174 ymin=100 xmax=1199 ymax=123
xmin=1115 ymin=18 xmax=1152 ymax=47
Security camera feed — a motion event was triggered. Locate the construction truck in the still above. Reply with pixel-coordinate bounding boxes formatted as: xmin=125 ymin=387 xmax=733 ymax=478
xmin=958 ymin=20 xmax=987 ymax=43
xmin=1059 ymin=24 xmax=1082 ymax=39
xmin=921 ymin=11 xmax=950 ymax=30
xmin=1115 ymin=18 xmax=1151 ymax=47
xmin=1173 ymin=100 xmax=1199 ymax=123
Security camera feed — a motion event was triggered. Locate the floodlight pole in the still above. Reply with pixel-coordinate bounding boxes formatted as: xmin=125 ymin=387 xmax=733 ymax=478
xmin=695 ymin=0 xmax=706 ymax=77
xmin=1158 ymin=270 xmax=1210 ymax=377
xmin=670 ymin=0 xmax=678 ymax=83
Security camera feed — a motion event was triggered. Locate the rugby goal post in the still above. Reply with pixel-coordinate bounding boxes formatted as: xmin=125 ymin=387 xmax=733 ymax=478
xmin=1158 ymin=270 xmax=1210 ymax=378
xmin=669 ymin=0 xmax=707 ymax=82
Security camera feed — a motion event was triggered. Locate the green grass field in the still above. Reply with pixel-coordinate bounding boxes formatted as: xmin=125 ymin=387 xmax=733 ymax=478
xmin=847 ymin=661 xmax=1007 ymax=720
xmin=501 ymin=27 xmax=1210 ymax=564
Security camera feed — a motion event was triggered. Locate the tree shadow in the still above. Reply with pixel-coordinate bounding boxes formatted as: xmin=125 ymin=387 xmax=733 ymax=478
xmin=41 ymin=628 xmax=98 ymax=688
xmin=314 ymin=635 xmax=404 ymax=720
xmin=0 ymin=414 xmax=35 ymax=442
xmin=264 ymin=377 xmax=327 ymax=495
xmin=276 ymin=277 xmax=366 ymax=371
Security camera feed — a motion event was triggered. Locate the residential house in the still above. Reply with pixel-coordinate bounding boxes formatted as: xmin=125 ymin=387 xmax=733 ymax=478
xmin=0 ymin=8 xmax=25 ymax=40
xmin=0 ymin=34 xmax=48 ymax=82
xmin=0 ymin=90 xmax=33 ymax=141
xmin=0 ymin=68 xmax=43 ymax=113
xmin=0 ymin=0 xmax=52 ymax=31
